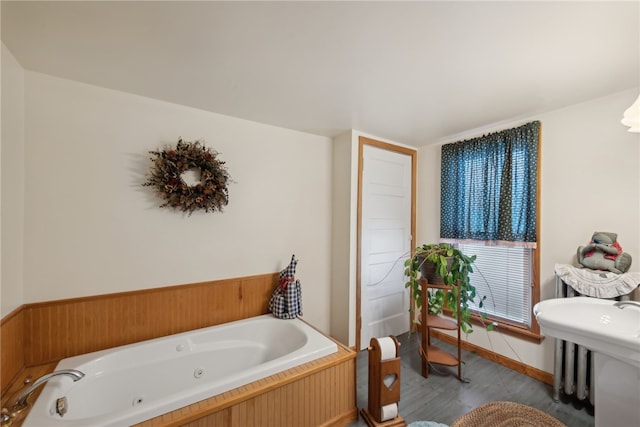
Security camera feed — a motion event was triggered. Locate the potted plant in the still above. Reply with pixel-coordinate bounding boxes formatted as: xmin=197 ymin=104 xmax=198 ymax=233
xmin=404 ymin=243 xmax=484 ymax=334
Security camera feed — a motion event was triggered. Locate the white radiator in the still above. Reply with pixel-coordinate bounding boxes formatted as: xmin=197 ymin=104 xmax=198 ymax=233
xmin=553 ymin=275 xmax=631 ymax=405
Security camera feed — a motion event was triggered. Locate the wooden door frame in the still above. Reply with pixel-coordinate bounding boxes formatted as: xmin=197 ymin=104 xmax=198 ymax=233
xmin=356 ymin=136 xmax=417 ymax=351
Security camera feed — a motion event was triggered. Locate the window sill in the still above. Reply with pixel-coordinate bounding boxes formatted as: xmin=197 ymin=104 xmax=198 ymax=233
xmin=471 ymin=316 xmax=544 ymax=343
xmin=442 ymin=308 xmax=544 ymax=344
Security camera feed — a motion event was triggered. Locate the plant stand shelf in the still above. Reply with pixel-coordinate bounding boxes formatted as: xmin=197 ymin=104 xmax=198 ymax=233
xmin=424 ymin=345 xmax=459 ymax=366
xmin=419 ymin=279 xmax=462 ymax=380
xmin=426 ymin=315 xmax=457 ymax=330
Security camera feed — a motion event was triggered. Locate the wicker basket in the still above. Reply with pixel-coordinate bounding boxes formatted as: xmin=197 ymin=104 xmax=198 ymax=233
xmin=451 ymin=401 xmax=567 ymax=427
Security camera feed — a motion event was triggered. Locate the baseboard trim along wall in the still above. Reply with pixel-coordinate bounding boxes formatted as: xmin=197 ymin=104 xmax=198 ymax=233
xmin=430 ymin=329 xmax=553 ymax=385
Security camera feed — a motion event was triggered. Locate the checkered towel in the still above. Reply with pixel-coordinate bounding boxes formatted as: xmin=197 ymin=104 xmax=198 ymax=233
xmin=269 ymin=255 xmax=303 ymax=319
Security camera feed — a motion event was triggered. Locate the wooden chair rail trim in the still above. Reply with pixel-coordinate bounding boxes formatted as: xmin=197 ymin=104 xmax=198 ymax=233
xmin=0 ymin=305 xmax=24 ymax=326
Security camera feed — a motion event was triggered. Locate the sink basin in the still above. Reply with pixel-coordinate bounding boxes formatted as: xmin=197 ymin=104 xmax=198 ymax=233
xmin=534 ymin=296 xmax=640 ymax=427
xmin=533 ymin=297 xmax=640 ymax=368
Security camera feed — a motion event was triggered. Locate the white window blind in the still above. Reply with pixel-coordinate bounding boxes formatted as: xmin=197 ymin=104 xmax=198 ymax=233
xmin=456 ymin=242 xmax=532 ymax=327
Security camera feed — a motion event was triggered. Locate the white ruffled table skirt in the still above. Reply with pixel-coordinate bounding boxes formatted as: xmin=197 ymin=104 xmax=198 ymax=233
xmin=554 ymin=263 xmax=640 ymax=298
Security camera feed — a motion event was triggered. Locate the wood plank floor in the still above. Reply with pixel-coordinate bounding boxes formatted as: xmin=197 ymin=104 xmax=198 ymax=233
xmin=349 ymin=333 xmax=594 ymax=427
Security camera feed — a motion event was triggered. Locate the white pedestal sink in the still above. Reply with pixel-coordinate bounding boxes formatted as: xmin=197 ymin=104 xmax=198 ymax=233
xmin=534 ymin=297 xmax=640 ymax=427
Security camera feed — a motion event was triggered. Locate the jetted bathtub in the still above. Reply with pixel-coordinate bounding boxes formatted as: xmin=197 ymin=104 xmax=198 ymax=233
xmin=23 ymin=314 xmax=338 ymax=427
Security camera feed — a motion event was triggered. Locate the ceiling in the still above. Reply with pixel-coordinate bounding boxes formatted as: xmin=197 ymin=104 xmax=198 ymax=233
xmin=2 ymin=1 xmax=639 ymax=146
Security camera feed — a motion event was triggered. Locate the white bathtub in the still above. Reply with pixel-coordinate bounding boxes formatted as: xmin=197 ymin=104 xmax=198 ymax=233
xmin=23 ymin=314 xmax=338 ymax=427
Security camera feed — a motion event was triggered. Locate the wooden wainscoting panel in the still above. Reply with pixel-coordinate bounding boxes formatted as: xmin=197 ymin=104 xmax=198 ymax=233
xmin=0 ymin=307 xmax=25 ymax=392
xmin=24 ymin=273 xmax=278 ymax=366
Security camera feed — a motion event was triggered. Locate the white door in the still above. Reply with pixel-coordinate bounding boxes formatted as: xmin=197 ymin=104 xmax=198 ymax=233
xmin=360 ymin=144 xmax=412 ymax=350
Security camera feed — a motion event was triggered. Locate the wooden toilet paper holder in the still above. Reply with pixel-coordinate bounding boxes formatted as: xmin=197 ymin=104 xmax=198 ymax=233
xmin=360 ymin=336 xmax=406 ymax=427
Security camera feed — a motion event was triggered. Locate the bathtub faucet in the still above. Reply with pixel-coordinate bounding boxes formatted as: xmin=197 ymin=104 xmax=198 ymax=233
xmin=11 ymin=369 xmax=85 ymax=414
xmin=613 ymin=300 xmax=640 ymax=310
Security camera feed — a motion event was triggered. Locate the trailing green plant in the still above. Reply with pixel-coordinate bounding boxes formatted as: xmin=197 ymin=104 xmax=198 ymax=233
xmin=404 ymin=243 xmax=487 ymax=334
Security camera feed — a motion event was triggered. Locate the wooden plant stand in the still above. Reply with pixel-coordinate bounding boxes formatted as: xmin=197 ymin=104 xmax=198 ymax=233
xmin=419 ymin=279 xmax=462 ymax=380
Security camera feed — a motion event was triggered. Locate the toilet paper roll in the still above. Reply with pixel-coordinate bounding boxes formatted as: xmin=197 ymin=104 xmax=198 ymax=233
xmin=377 ymin=337 xmax=396 ymax=361
xmin=380 ymin=403 xmax=398 ymax=422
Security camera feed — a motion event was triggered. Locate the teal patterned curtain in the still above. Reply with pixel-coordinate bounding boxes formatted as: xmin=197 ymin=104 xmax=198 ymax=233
xmin=440 ymin=121 xmax=539 ymax=244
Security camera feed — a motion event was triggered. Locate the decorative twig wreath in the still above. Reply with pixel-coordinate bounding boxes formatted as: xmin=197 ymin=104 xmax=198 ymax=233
xmin=143 ymin=138 xmax=231 ymax=215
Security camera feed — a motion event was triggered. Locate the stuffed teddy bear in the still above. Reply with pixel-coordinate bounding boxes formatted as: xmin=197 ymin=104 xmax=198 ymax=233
xmin=577 ymin=232 xmax=632 ymax=274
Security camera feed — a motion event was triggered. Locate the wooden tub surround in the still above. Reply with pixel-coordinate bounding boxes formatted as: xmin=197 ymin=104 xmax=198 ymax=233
xmin=0 ymin=273 xmax=358 ymax=426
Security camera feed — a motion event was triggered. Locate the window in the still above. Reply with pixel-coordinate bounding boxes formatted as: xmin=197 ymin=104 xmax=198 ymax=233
xmin=440 ymin=121 xmax=540 ymax=337
xmin=457 ymin=242 xmax=532 ymax=327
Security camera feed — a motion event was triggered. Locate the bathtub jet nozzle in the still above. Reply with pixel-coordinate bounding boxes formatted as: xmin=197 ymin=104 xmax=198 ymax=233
xmin=11 ymin=369 xmax=85 ymax=415
xmin=55 ymin=397 xmax=68 ymax=417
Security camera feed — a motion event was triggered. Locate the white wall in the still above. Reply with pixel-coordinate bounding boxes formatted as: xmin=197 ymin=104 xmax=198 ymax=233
xmin=330 ymin=131 xmax=355 ymax=345
xmin=1 ymin=43 xmax=25 ymax=317
xmin=18 ymin=71 xmax=333 ymax=332
xmin=418 ymin=88 xmax=640 ymax=373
